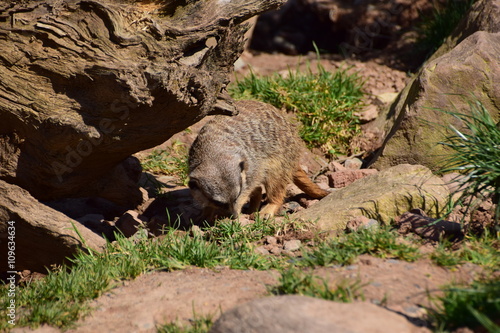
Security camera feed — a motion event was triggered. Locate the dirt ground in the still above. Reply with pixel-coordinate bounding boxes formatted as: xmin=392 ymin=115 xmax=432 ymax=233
xmin=59 ymin=256 xmax=480 ymax=333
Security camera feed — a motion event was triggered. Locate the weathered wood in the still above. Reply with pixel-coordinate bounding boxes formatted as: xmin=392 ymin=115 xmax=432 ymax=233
xmin=0 ymin=0 xmax=285 ymax=206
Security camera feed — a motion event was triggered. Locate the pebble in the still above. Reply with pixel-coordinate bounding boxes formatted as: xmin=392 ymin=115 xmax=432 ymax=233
xmin=283 ymin=240 xmax=301 ymax=252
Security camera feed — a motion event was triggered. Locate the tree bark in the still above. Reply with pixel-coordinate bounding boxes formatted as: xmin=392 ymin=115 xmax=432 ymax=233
xmin=0 ymin=0 xmax=285 ymax=206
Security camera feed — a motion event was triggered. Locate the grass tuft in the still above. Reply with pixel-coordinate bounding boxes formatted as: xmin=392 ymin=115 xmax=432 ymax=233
xmin=141 ymin=140 xmax=189 ymax=186
xmin=303 ymin=225 xmax=421 ymax=267
xmin=269 ymin=266 xmax=365 ymax=302
xmin=438 ymin=101 xmax=500 ymax=224
xmin=428 ymin=277 xmax=500 ymax=332
xmin=157 ymin=314 xmax=214 ymax=333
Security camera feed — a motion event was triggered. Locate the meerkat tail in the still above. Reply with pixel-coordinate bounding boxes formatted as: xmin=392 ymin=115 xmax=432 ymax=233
xmin=292 ymin=168 xmax=329 ymax=199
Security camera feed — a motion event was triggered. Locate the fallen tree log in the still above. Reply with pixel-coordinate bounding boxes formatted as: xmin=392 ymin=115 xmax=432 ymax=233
xmin=0 ymin=0 xmax=284 ymax=206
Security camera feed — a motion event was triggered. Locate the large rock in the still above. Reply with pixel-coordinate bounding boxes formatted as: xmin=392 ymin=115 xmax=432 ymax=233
xmin=292 ymin=164 xmax=450 ymax=233
xmin=210 ymin=295 xmax=426 ymax=333
xmin=369 ymin=0 xmax=500 ymax=171
xmin=0 ymin=0 xmax=284 ymax=206
xmin=0 ymin=180 xmax=106 ymax=273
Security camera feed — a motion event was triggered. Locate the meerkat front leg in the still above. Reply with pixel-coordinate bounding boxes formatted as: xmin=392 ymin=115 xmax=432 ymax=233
xmin=248 ymin=186 xmax=263 ymax=213
xmin=259 ymin=182 xmax=286 ymax=219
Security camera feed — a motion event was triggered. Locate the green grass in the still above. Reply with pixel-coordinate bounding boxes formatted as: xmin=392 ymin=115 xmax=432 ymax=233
xmin=0 ymin=224 xmax=284 ymax=330
xmin=269 ymin=266 xmax=365 ymax=302
xmin=428 ymin=278 xmax=500 ymax=332
xmin=430 ymin=232 xmax=500 ymax=270
xmin=416 ymin=0 xmax=475 ymax=59
xmin=141 ymin=140 xmax=189 ymax=186
xmin=439 ymin=101 xmax=500 ymax=223
xmin=1 ymin=216 xmax=496 ymax=330
xmin=302 ymin=225 xmax=422 ymax=267
xmin=157 ymin=314 xmax=214 ymax=333
xmin=229 ymin=61 xmax=365 ymax=156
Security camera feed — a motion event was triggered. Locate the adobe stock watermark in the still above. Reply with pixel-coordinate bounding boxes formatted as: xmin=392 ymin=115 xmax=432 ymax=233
xmin=51 ymin=92 xmax=137 ymax=182
xmin=338 ymin=3 xmax=403 ymax=58
xmin=6 ymin=220 xmax=17 ymax=326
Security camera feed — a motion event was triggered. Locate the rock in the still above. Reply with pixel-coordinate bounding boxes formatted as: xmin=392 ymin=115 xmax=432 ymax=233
xmin=299 ymin=149 xmax=328 ymax=176
xmin=441 ymin=172 xmax=469 ymax=194
xmin=250 ymin=0 xmax=435 ymax=58
xmin=355 ymin=104 xmax=379 ymax=123
xmin=429 ymin=0 xmax=500 ymax=61
xmin=0 ymin=180 xmax=105 ymax=273
xmin=292 ymin=164 xmax=450 ymax=234
xmin=265 ymin=236 xmax=278 ymax=246
xmin=345 ymin=216 xmax=379 ymax=232
xmin=282 ymin=201 xmax=302 ymax=214
xmin=370 ymin=0 xmax=500 ymax=171
xmin=209 ymin=295 xmax=425 ymax=333
xmin=344 ymin=158 xmax=363 ymax=170
xmin=254 ymin=246 xmax=270 ymax=255
xmin=314 ymin=174 xmax=330 ymax=191
xmin=115 ymin=210 xmax=149 ymax=238
xmin=328 ymin=161 xmax=346 ymax=172
xmin=283 ymin=240 xmax=301 ymax=252
xmin=326 ymin=168 xmax=378 ymax=188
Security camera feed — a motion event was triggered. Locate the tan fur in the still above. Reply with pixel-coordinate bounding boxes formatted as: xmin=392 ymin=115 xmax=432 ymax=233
xmin=188 ymin=100 xmax=328 ymax=222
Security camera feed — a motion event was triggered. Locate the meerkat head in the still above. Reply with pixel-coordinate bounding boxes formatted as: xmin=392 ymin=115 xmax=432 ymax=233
xmin=188 ymin=154 xmax=248 ymax=216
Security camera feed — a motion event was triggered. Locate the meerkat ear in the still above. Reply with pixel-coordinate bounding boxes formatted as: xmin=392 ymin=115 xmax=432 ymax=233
xmin=239 ymin=160 xmax=246 ymax=172
xmin=239 ymin=160 xmax=247 ymax=187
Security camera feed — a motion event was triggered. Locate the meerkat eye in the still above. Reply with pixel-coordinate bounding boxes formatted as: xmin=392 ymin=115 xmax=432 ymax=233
xmin=188 ymin=179 xmax=199 ymax=190
xmin=239 ymin=160 xmax=246 ymax=172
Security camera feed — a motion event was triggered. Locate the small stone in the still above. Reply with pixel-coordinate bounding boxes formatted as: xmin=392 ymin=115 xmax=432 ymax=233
xmin=281 ymin=250 xmax=296 ymax=257
xmin=282 ymin=201 xmax=302 ymax=213
xmin=139 ymin=187 xmax=149 ymax=203
xmin=265 ymin=236 xmax=278 ymax=245
xmin=190 ymin=225 xmax=204 ymax=237
xmin=314 ymin=175 xmax=330 ymax=191
xmin=326 ymin=169 xmax=378 ymax=188
xmin=303 ymin=199 xmax=319 ymax=208
xmin=346 ymin=216 xmax=379 ymax=232
xmin=254 ymin=246 xmax=270 ymax=255
xmin=115 ymin=210 xmax=148 ymax=237
xmin=328 ymin=161 xmax=346 ymax=172
xmin=344 ymin=158 xmax=363 ymax=170
xmin=269 ymin=246 xmax=282 ymax=255
xmin=283 ymin=240 xmax=301 ymax=252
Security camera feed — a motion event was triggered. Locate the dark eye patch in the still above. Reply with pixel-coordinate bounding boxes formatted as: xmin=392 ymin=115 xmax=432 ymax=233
xmin=188 ymin=179 xmax=199 ymax=190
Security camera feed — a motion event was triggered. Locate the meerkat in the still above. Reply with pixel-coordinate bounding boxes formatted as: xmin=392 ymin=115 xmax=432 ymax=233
xmin=188 ymin=99 xmax=329 ymax=222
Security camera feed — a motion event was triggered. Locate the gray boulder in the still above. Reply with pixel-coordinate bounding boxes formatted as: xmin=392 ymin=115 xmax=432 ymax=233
xmin=210 ymin=295 xmax=426 ymax=333
xmin=292 ymin=164 xmax=450 ymax=233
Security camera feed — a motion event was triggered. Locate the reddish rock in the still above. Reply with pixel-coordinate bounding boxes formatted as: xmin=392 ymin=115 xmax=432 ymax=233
xmin=327 ymin=169 xmax=378 ymax=188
